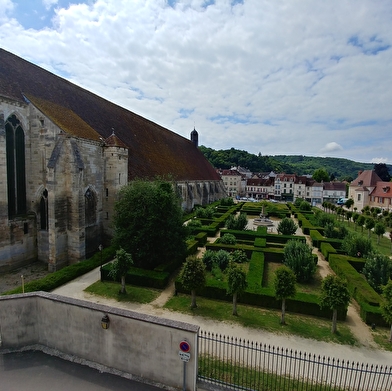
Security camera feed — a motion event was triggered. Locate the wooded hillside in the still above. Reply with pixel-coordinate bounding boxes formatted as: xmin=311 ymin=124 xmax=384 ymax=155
xmin=199 ymin=146 xmax=390 ymax=181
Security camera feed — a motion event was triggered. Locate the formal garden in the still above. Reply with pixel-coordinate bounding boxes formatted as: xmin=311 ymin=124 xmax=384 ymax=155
xmin=3 ymin=179 xmax=392 ymax=348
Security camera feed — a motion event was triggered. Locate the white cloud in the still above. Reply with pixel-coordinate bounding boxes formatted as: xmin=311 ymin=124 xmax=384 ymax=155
xmin=1 ymin=0 xmax=391 ymax=164
xmin=42 ymin=0 xmax=58 ymax=10
xmin=320 ymin=142 xmax=343 ymax=154
xmin=371 ymin=157 xmax=388 ymax=164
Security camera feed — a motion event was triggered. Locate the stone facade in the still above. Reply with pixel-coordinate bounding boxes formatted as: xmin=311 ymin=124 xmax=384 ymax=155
xmin=0 ymin=49 xmax=225 ymax=272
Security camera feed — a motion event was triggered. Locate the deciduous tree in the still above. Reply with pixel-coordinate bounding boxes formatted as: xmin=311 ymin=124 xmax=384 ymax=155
xmin=381 ymin=280 xmax=392 ymax=342
xmin=365 ymin=217 xmax=375 ymax=239
xmin=226 ymin=263 xmax=248 ymax=316
xmin=179 ymin=256 xmax=206 ymax=309
xmin=274 ymin=266 xmax=297 ymax=325
xmin=109 ymin=248 xmax=133 ymax=294
xmin=277 ymin=217 xmax=298 ymax=235
xmin=341 ymin=232 xmax=373 ymax=257
xmin=374 ymin=223 xmax=386 ymax=244
xmin=320 ymin=275 xmax=350 ymax=334
xmin=312 ymin=168 xmax=330 ymax=183
xmin=112 ymin=179 xmax=187 ymax=270
xmin=362 ymin=252 xmax=392 ymax=293
xmin=283 ymin=240 xmax=316 ymax=283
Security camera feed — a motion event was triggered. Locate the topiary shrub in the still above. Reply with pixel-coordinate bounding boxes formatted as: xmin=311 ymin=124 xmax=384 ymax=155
xmin=277 ymin=217 xmax=298 ymax=235
xmin=219 ymin=233 xmax=237 ymax=245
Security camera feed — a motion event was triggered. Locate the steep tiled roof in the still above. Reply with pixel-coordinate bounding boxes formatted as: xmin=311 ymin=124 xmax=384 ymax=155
xmin=0 ymin=49 xmax=220 ymax=182
xmin=351 ymin=170 xmax=381 ymax=187
xmin=323 ymin=182 xmax=346 ymax=191
xmin=105 ymin=132 xmax=128 ymax=148
xmin=25 ymin=95 xmax=101 ymax=141
xmin=370 ymin=182 xmax=392 ymax=198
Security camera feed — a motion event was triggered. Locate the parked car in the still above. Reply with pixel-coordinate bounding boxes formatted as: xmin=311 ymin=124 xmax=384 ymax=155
xmin=336 ymin=197 xmax=348 ymax=205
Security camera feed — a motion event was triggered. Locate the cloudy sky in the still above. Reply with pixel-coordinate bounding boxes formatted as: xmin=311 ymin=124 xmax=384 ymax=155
xmin=1 ymin=0 xmax=391 ymax=163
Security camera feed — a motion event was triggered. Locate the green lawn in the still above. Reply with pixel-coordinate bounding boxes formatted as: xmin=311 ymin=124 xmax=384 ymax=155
xmin=263 ymin=261 xmax=323 ymax=294
xmin=84 ymin=280 xmax=161 ymax=303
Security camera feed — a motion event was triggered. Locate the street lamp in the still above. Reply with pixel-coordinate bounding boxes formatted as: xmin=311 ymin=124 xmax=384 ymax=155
xmin=99 ymin=244 xmax=103 ymax=281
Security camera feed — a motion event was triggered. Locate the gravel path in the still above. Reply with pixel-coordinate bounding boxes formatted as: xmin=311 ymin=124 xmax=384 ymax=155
xmin=2 ymin=215 xmax=390 ymax=367
xmin=52 ymin=265 xmax=392 ymax=368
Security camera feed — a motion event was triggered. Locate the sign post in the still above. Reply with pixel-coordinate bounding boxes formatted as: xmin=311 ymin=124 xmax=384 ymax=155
xmin=179 ymin=340 xmax=191 ymax=391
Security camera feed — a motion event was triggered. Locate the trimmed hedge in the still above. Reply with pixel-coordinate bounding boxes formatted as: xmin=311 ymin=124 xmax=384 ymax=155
xmin=3 ymin=246 xmax=116 ymax=295
xmin=328 ymin=253 xmax=386 ymax=325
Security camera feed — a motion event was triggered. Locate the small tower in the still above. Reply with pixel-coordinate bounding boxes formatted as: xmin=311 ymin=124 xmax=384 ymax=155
xmin=190 ymin=127 xmax=198 ymax=147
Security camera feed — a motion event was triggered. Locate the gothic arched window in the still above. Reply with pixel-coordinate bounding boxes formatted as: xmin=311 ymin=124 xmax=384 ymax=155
xmin=5 ymin=115 xmax=26 ymax=218
xmin=40 ymin=189 xmax=48 ymax=230
xmin=85 ymin=188 xmax=96 ymax=226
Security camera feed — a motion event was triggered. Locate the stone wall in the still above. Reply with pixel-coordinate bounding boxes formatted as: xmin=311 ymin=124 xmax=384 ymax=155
xmin=0 ymin=292 xmax=199 ymax=391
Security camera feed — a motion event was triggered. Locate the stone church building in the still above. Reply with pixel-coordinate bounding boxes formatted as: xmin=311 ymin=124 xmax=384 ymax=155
xmin=0 ymin=49 xmax=225 ymax=272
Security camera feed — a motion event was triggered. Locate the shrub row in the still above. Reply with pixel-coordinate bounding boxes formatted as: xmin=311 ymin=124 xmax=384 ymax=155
xmin=3 ymin=246 xmax=116 ymax=295
xmin=328 ymin=254 xmax=387 ymax=326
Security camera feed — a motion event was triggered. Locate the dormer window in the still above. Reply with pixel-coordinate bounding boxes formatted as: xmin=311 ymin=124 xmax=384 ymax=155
xmin=382 ymin=186 xmax=390 ymax=193
xmin=358 ymin=180 xmax=363 ymax=186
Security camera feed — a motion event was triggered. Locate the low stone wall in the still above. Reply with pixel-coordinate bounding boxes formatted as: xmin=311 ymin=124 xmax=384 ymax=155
xmin=0 ymin=292 xmax=199 ymax=390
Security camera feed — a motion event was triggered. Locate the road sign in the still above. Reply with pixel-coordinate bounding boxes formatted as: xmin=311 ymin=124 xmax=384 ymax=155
xmin=179 ymin=340 xmax=190 ymax=352
xmin=178 ymin=351 xmax=191 ymax=362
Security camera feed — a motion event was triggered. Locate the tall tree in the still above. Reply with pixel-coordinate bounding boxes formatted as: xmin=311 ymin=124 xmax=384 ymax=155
xmin=274 ymin=266 xmax=297 ymax=325
xmin=356 ymin=215 xmax=366 ymax=234
xmin=108 ymin=248 xmax=133 ymax=294
xmin=374 ymin=222 xmax=386 ymax=244
xmin=112 ymin=179 xmax=187 ymax=270
xmin=374 ymin=163 xmax=391 ymax=182
xmin=320 ymin=275 xmax=351 ymax=334
xmin=365 ymin=217 xmax=375 ymax=239
xmin=179 ymin=256 xmax=206 ymax=309
xmin=381 ymin=280 xmax=392 ymax=342
xmin=226 ymin=263 xmax=248 ymax=316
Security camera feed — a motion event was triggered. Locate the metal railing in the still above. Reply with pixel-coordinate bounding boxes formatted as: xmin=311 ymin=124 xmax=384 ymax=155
xmin=198 ymin=331 xmax=392 ymax=391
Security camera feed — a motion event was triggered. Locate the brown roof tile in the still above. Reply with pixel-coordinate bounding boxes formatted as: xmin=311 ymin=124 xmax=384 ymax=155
xmin=0 ymin=49 xmax=220 ymax=182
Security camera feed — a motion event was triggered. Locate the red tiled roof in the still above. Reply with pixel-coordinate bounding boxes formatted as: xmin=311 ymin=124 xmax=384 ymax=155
xmin=0 ymin=49 xmax=220 ymax=182
xmin=370 ymin=182 xmax=392 ymax=198
xmin=351 ymin=170 xmax=381 ymax=187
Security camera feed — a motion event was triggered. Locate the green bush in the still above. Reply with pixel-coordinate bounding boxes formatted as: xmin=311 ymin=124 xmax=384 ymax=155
xmin=283 ymin=240 xmax=316 ymax=283
xmin=219 ymin=233 xmax=237 ymax=245
xmin=4 ymin=246 xmax=116 ymax=295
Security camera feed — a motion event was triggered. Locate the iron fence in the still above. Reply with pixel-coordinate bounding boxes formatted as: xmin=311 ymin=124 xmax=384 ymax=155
xmin=198 ymin=331 xmax=392 ymax=391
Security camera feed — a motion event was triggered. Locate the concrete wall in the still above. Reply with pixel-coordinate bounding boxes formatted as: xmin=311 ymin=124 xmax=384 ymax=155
xmin=0 ymin=292 xmax=199 ymax=390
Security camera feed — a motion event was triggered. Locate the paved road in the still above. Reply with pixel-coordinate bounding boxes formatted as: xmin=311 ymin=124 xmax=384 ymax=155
xmin=0 ymin=350 xmax=164 ymax=391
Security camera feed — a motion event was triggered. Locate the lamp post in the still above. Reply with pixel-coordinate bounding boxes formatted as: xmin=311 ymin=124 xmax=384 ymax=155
xmin=99 ymin=244 xmax=103 ymax=281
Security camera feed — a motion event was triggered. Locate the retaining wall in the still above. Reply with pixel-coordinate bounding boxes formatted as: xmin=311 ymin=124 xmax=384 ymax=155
xmin=0 ymin=292 xmax=199 ymax=390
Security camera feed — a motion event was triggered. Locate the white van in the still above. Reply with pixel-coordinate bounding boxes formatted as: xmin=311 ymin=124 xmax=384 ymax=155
xmin=336 ymin=198 xmax=348 ymax=205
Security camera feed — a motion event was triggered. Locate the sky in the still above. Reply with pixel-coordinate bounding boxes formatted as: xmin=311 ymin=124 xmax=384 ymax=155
xmin=1 ymin=0 xmax=391 ymax=164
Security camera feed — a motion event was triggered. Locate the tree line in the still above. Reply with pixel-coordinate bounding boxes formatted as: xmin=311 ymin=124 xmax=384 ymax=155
xmin=199 ymin=145 xmax=391 ymax=181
